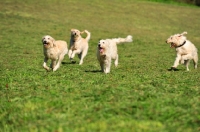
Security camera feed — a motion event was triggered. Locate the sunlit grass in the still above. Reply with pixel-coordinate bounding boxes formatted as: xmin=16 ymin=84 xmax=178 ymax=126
xmin=0 ymin=0 xmax=200 ymax=131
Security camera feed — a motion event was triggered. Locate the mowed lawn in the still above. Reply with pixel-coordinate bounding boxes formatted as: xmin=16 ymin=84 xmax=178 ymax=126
xmin=0 ymin=0 xmax=200 ymax=131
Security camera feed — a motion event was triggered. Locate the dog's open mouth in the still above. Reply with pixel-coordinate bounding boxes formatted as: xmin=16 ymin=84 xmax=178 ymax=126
xmin=170 ymin=43 xmax=176 ymax=48
xmin=43 ymin=41 xmax=49 ymax=46
xmin=99 ymin=46 xmax=104 ymax=53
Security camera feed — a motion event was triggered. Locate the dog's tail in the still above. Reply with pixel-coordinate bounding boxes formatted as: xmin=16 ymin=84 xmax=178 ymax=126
xmin=81 ymin=30 xmax=91 ymax=42
xmin=181 ymin=31 xmax=187 ymax=36
xmin=114 ymin=35 xmax=133 ymax=44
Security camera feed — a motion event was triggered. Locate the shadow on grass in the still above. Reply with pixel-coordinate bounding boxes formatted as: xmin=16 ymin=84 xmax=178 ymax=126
xmin=85 ymin=70 xmax=102 ymax=73
xmin=61 ymin=61 xmax=76 ymax=65
xmin=167 ymin=67 xmax=180 ymax=71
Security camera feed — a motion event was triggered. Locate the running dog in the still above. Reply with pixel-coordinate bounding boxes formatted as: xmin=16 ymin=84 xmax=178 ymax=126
xmin=166 ymin=31 xmax=198 ymax=71
xmin=68 ymin=29 xmax=91 ymax=65
xmin=42 ymin=35 xmax=68 ymax=71
xmin=97 ymin=35 xmax=133 ymax=73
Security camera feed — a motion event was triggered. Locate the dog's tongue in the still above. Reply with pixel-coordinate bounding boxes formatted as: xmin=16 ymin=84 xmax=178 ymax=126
xmin=99 ymin=48 xmax=104 ymax=53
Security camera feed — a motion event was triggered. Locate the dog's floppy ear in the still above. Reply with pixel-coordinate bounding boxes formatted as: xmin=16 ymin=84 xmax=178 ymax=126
xmin=50 ymin=37 xmax=56 ymax=47
xmin=53 ymin=40 xmax=56 ymax=47
xmin=178 ymin=31 xmax=187 ymax=38
xmin=41 ymin=36 xmax=44 ymax=42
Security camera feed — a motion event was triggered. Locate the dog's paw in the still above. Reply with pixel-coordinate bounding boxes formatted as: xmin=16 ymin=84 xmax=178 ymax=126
xmin=46 ymin=68 xmax=51 ymax=72
xmin=53 ymin=67 xmax=59 ymax=72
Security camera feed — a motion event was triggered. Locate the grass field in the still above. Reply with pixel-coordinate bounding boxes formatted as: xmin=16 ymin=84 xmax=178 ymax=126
xmin=0 ymin=0 xmax=200 ymax=131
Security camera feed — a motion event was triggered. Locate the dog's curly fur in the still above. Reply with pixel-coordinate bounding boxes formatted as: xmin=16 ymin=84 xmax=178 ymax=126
xmin=166 ymin=31 xmax=198 ymax=71
xmin=97 ymin=35 xmax=133 ymax=73
xmin=68 ymin=29 xmax=91 ymax=65
xmin=42 ymin=35 xmax=68 ymax=71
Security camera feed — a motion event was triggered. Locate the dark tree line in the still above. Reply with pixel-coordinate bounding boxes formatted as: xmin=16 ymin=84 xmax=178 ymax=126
xmin=195 ymin=0 xmax=200 ymax=6
xmin=180 ymin=0 xmax=200 ymax=6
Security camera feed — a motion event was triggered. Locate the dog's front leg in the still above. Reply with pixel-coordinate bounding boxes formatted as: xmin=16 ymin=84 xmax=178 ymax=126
xmin=104 ymin=63 xmax=111 ymax=74
xmin=172 ymin=54 xmax=181 ymax=68
xmin=70 ymin=50 xmax=81 ymax=59
xmin=100 ymin=61 xmax=104 ymax=72
xmin=104 ymin=59 xmax=111 ymax=74
xmin=43 ymin=57 xmax=50 ymax=71
xmin=53 ymin=53 xmax=66 ymax=71
xmin=68 ymin=49 xmax=72 ymax=59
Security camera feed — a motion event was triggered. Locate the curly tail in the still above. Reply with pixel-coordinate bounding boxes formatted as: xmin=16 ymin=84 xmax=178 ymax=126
xmin=81 ymin=30 xmax=91 ymax=42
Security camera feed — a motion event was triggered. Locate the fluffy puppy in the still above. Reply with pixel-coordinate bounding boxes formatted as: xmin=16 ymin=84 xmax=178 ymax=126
xmin=42 ymin=35 xmax=68 ymax=71
xmin=97 ymin=35 xmax=133 ymax=73
xmin=68 ymin=29 xmax=91 ymax=65
xmin=166 ymin=31 xmax=198 ymax=71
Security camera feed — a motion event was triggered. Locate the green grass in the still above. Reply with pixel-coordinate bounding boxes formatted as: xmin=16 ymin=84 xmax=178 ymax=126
xmin=0 ymin=0 xmax=200 ymax=131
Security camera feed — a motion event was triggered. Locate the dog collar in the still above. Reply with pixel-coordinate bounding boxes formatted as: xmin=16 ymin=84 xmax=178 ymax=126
xmin=176 ymin=41 xmax=186 ymax=48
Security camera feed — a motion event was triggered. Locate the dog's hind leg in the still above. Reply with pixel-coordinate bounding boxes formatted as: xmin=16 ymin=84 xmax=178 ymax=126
xmin=184 ymin=60 xmax=190 ymax=71
xmin=193 ymin=54 xmax=198 ymax=69
xmin=51 ymin=60 xmax=57 ymax=71
xmin=79 ymin=49 xmax=88 ymax=65
xmin=114 ymin=54 xmax=118 ymax=67
xmin=53 ymin=55 xmax=65 ymax=72
xmin=78 ymin=53 xmax=82 ymax=60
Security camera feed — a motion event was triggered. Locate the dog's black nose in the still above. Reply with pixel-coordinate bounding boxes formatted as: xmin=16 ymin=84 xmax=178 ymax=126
xmin=98 ymin=44 xmax=101 ymax=47
xmin=74 ymin=33 xmax=76 ymax=35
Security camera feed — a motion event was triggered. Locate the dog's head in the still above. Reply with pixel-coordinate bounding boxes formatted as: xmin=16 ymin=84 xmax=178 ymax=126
xmin=98 ymin=40 xmax=108 ymax=55
xmin=70 ymin=29 xmax=84 ymax=39
xmin=166 ymin=32 xmax=187 ymax=48
xmin=42 ymin=35 xmax=56 ymax=49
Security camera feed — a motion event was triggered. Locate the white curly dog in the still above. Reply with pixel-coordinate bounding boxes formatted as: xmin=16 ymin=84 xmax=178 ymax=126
xmin=166 ymin=31 xmax=198 ymax=71
xmin=97 ymin=35 xmax=133 ymax=73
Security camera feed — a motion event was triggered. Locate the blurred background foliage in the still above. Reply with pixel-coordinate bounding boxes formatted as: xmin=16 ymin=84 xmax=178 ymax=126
xmin=147 ymin=0 xmax=200 ymax=6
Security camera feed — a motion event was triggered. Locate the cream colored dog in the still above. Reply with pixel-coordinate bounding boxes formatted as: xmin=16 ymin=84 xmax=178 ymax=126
xmin=166 ymin=31 xmax=198 ymax=71
xmin=97 ymin=35 xmax=133 ymax=73
xmin=68 ymin=29 xmax=91 ymax=65
xmin=42 ymin=35 xmax=68 ymax=71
